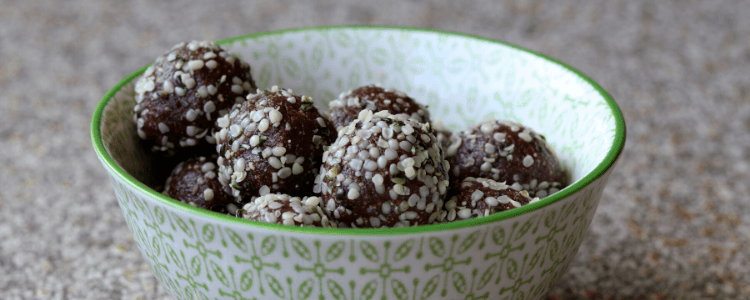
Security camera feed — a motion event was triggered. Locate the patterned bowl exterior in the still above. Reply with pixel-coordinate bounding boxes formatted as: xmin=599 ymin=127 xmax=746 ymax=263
xmin=92 ymin=26 xmax=625 ymax=300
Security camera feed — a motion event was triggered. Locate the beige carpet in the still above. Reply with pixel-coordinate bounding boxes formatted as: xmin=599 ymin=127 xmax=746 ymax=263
xmin=1 ymin=0 xmax=749 ymax=299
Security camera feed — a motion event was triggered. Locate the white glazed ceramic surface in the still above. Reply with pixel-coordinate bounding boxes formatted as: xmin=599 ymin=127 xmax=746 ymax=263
xmin=93 ymin=27 xmax=624 ymax=300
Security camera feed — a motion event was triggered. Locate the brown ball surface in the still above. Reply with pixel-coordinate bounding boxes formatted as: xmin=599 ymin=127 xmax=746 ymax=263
xmin=442 ymin=177 xmax=537 ymax=222
xmin=134 ymin=40 xmax=256 ymax=154
xmin=446 ymin=119 xmax=567 ymax=198
xmin=328 ymin=84 xmax=430 ymax=129
xmin=318 ymin=110 xmax=449 ymax=228
xmin=431 ymin=120 xmax=453 ymax=151
xmin=240 ymin=193 xmax=336 ymax=227
xmin=215 ymin=86 xmax=336 ymax=199
xmin=163 ymin=155 xmax=239 ymax=213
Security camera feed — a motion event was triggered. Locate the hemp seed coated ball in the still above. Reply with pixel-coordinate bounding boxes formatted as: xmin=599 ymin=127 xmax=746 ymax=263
xmin=317 ymin=110 xmax=450 ymax=228
xmin=163 ymin=155 xmax=239 ymax=214
xmin=328 ymin=84 xmax=430 ymax=130
xmin=215 ymin=86 xmax=336 ymax=199
xmin=445 ymin=119 xmax=567 ymax=198
xmin=240 ymin=193 xmax=336 ymax=227
xmin=133 ymin=40 xmax=257 ymax=154
xmin=441 ymin=177 xmax=538 ymax=222
xmin=430 ymin=119 xmax=453 ymax=150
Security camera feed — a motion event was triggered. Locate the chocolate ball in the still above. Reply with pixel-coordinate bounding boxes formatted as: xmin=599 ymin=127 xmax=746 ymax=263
xmin=442 ymin=177 xmax=537 ymax=222
xmin=328 ymin=84 xmax=430 ymax=129
xmin=215 ymin=86 xmax=336 ymax=199
xmin=163 ymin=155 xmax=239 ymax=213
xmin=134 ymin=40 xmax=256 ymax=155
xmin=318 ymin=110 xmax=449 ymax=228
xmin=430 ymin=119 xmax=453 ymax=150
xmin=240 ymin=193 xmax=335 ymax=227
xmin=446 ymin=119 xmax=567 ymax=198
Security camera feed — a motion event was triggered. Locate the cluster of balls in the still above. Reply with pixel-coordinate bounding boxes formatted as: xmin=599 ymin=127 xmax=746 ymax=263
xmin=135 ymin=41 xmax=568 ymax=229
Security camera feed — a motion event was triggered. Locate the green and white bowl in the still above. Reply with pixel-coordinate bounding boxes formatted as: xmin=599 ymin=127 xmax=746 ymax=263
xmin=92 ymin=26 xmax=625 ymax=300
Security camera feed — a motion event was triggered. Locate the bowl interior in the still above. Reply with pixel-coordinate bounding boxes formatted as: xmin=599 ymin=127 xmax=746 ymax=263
xmin=93 ymin=26 xmax=624 ymax=233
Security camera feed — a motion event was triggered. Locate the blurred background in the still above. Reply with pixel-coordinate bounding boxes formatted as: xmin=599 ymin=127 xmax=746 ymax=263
xmin=1 ymin=0 xmax=749 ymax=299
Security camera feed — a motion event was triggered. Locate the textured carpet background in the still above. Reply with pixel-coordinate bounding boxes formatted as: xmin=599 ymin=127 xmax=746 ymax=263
xmin=1 ymin=0 xmax=749 ymax=299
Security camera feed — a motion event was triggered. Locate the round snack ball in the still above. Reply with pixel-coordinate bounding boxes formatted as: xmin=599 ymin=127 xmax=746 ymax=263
xmin=215 ymin=86 xmax=336 ymax=199
xmin=328 ymin=84 xmax=430 ymax=130
xmin=431 ymin=119 xmax=453 ymax=150
xmin=163 ymin=155 xmax=239 ymax=213
xmin=317 ymin=110 xmax=450 ymax=228
xmin=240 ymin=193 xmax=336 ymax=227
xmin=446 ymin=119 xmax=567 ymax=198
xmin=134 ymin=40 xmax=257 ymax=154
xmin=442 ymin=177 xmax=538 ymax=222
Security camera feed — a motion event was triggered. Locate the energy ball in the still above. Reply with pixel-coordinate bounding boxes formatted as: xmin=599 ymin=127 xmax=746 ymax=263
xmin=215 ymin=86 xmax=336 ymax=199
xmin=317 ymin=110 xmax=450 ymax=228
xmin=163 ymin=155 xmax=239 ymax=213
xmin=240 ymin=193 xmax=336 ymax=227
xmin=442 ymin=177 xmax=538 ymax=222
xmin=430 ymin=119 xmax=453 ymax=150
xmin=134 ymin=40 xmax=257 ymax=154
xmin=328 ymin=84 xmax=430 ymax=130
xmin=445 ymin=119 xmax=567 ymax=198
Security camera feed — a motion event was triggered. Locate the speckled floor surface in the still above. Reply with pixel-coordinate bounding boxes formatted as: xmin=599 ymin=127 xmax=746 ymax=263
xmin=1 ymin=0 xmax=749 ymax=299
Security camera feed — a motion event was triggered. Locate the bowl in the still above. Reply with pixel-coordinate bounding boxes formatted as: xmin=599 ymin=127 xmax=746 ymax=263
xmin=91 ymin=26 xmax=625 ymax=300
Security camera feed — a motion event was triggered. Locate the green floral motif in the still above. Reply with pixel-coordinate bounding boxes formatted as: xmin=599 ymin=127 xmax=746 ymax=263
xmin=498 ymin=254 xmax=535 ymax=300
xmin=143 ymin=206 xmax=176 ymax=267
xmin=484 ymin=222 xmax=527 ymax=285
xmin=424 ymin=234 xmax=474 ymax=297
xmin=458 ymin=269 xmax=491 ymax=300
xmin=231 ymin=231 xmax=282 ymax=296
xmin=110 ymin=181 xmax=185 ymax=297
xmin=181 ymin=220 xmax=224 ymax=282
xmin=174 ymin=250 xmax=210 ymax=300
xmin=325 ymin=279 xmax=348 ymax=300
xmin=217 ymin=266 xmax=257 ymax=300
xmin=529 ymin=182 xmax=606 ymax=298
xmin=297 ymin=277 xmax=317 ymax=300
xmin=281 ymin=236 xmax=290 ymax=258
xmin=358 ymin=279 xmax=379 ymax=300
xmin=108 ymin=170 xmax=613 ymax=299
xmin=359 ymin=241 xmax=412 ymax=300
xmin=417 ymin=274 xmax=440 ymax=300
xmin=527 ymin=208 xmax=571 ymax=298
xmin=294 ymin=240 xmax=345 ymax=300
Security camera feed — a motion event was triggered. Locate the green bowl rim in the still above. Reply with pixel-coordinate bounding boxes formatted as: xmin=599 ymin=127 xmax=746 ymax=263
xmin=91 ymin=25 xmax=626 ymax=236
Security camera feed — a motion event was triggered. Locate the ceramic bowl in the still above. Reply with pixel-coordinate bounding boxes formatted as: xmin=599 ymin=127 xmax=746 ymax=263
xmin=91 ymin=26 xmax=625 ymax=300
